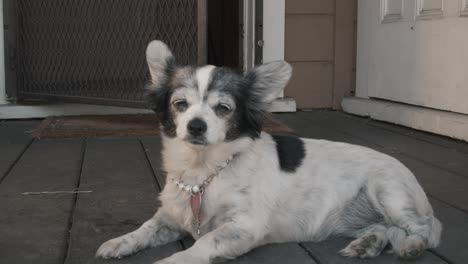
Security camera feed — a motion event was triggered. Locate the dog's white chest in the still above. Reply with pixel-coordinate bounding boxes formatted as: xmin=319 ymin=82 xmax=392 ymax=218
xmin=161 ymin=172 xmax=250 ymax=238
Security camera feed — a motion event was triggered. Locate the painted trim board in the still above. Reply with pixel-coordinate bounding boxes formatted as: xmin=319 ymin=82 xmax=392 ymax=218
xmin=342 ymin=97 xmax=468 ymax=142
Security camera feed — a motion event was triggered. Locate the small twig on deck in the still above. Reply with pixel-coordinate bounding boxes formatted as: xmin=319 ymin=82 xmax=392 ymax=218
xmin=21 ymin=190 xmax=92 ymax=195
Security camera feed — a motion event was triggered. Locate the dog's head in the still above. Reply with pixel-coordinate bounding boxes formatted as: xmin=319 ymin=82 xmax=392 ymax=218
xmin=145 ymin=40 xmax=292 ymax=147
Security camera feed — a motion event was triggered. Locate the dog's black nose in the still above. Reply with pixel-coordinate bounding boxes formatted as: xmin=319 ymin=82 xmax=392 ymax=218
xmin=187 ymin=118 xmax=207 ymax=137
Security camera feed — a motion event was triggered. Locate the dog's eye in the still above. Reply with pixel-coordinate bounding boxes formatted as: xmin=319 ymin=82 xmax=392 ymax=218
xmin=173 ymin=99 xmax=188 ymax=111
xmin=215 ymin=103 xmax=232 ymax=114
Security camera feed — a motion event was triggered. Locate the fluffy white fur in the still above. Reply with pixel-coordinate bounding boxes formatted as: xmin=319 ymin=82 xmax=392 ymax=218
xmin=96 ymin=41 xmax=441 ymax=264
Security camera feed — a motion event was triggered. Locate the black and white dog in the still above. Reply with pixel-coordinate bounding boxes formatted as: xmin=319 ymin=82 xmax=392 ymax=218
xmin=96 ymin=41 xmax=441 ymax=263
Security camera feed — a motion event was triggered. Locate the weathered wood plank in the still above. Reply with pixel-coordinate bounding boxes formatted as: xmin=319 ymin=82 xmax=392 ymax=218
xmin=0 ymin=121 xmax=37 ymax=183
xmin=310 ymin=111 xmax=468 ymax=179
xmin=429 ymin=198 xmax=468 ymax=264
xmin=64 ymin=138 xmax=182 ymax=264
xmin=393 ymin=155 xmax=468 ymax=213
xmin=369 ymin=119 xmax=468 ymax=156
xmin=141 ymin=137 xmax=318 ymax=264
xmin=140 ymin=137 xmax=167 ymax=188
xmin=0 ymin=139 xmax=83 ymax=264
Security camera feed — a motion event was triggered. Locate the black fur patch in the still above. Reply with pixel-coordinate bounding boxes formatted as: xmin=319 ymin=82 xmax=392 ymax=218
xmin=208 ymin=67 xmax=265 ymax=140
xmin=145 ymin=85 xmax=177 ymax=138
xmin=144 ymin=62 xmax=199 ymax=138
xmin=271 ymin=134 xmax=305 ymax=172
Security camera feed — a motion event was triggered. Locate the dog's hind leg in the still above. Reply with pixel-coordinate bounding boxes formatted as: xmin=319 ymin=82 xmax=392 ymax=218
xmin=385 ymin=216 xmax=442 ymax=259
xmin=339 ymin=224 xmax=389 ymax=258
xmin=373 ymin=179 xmax=442 ymax=259
xmin=96 ymin=210 xmax=184 ymax=259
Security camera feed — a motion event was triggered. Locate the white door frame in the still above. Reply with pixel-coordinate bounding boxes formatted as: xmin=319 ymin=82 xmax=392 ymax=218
xmin=242 ymin=0 xmax=295 ymax=112
xmin=262 ymin=0 xmax=285 ymax=64
xmin=242 ymin=0 xmax=256 ymax=72
xmin=242 ymin=0 xmax=285 ymax=69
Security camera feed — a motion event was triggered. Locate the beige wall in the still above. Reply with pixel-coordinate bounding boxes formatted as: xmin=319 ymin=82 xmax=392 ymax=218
xmin=284 ymin=0 xmax=357 ymax=109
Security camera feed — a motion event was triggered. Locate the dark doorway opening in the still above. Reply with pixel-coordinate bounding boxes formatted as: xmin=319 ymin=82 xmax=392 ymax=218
xmin=207 ymin=0 xmax=241 ymax=69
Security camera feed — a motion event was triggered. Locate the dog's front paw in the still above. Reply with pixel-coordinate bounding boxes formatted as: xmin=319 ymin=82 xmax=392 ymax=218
xmin=339 ymin=234 xmax=385 ymax=259
xmin=96 ymin=237 xmax=135 ymax=259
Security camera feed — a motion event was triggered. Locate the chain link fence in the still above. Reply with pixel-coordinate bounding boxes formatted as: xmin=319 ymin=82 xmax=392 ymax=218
xmin=15 ymin=0 xmax=199 ymax=107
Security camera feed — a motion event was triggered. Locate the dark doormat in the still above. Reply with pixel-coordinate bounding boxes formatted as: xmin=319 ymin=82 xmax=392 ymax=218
xmin=31 ymin=114 xmax=292 ymax=139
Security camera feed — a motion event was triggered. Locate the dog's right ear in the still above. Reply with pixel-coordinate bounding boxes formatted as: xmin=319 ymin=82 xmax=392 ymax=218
xmin=146 ymin=40 xmax=175 ymax=86
xmin=145 ymin=40 xmax=175 ymax=112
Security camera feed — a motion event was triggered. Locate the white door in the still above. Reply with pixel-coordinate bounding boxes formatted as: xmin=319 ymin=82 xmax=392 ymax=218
xmin=357 ymin=0 xmax=468 ymax=115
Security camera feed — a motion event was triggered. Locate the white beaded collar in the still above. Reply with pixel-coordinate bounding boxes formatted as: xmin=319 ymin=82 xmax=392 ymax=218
xmin=170 ymin=156 xmax=235 ymax=235
xmin=170 ymin=157 xmax=233 ymax=196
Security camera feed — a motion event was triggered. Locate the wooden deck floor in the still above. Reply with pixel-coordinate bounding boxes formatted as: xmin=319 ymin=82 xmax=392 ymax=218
xmin=1 ymin=111 xmax=466 ymax=264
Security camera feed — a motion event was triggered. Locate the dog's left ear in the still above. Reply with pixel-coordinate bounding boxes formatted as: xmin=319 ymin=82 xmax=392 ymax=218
xmin=245 ymin=61 xmax=292 ymax=108
xmin=145 ymin=40 xmax=175 ymax=112
xmin=146 ymin=40 xmax=175 ymax=86
xmin=241 ymin=61 xmax=292 ymax=138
